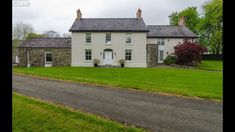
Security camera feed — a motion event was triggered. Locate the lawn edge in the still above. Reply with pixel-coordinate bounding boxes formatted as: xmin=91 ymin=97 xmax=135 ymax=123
xmin=13 ymin=72 xmax=222 ymax=103
xmin=13 ymin=92 xmax=149 ymax=131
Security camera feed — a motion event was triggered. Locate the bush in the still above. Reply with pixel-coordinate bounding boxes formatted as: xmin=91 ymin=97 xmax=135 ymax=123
xmin=93 ymin=58 xmax=100 ymax=64
xmin=164 ymin=55 xmax=176 ymax=65
xmin=174 ymin=39 xmax=207 ymax=66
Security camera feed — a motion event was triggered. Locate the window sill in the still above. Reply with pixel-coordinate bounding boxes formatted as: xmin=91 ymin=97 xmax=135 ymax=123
xmin=125 ymin=60 xmax=133 ymax=63
xmin=85 ymin=43 xmax=91 ymax=45
xmin=125 ymin=43 xmax=132 ymax=45
xmin=84 ymin=60 xmax=92 ymax=63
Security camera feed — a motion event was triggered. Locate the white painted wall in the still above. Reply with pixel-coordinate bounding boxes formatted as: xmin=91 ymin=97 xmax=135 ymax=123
xmin=71 ymin=32 xmax=147 ymax=67
xmin=147 ymin=38 xmax=185 ymax=61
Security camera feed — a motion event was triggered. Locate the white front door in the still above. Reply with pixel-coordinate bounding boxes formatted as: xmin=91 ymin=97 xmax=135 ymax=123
xmin=104 ymin=51 xmax=113 ymax=65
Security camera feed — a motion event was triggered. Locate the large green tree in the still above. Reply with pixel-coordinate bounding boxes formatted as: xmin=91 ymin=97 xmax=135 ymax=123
xmin=198 ymin=0 xmax=223 ymax=54
xmin=169 ymin=7 xmax=200 ymax=34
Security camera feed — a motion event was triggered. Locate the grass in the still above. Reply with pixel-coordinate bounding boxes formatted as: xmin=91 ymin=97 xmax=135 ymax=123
xmin=197 ymin=60 xmax=223 ymax=71
xmin=13 ymin=66 xmax=222 ymax=100
xmin=13 ymin=92 xmax=146 ymax=132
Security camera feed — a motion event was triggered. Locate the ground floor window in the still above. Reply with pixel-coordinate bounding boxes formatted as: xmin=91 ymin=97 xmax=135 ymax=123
xmin=125 ymin=50 xmax=132 ymax=61
xmin=159 ymin=50 xmax=163 ymax=61
xmin=45 ymin=51 xmax=52 ymax=63
xmin=85 ymin=49 xmax=92 ymax=60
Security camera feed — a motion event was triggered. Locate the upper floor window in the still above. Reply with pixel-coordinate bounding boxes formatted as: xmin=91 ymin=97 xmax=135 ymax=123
xmin=85 ymin=49 xmax=92 ymax=60
xmin=126 ymin=33 xmax=132 ymax=43
xmin=86 ymin=33 xmax=91 ymax=43
xmin=157 ymin=39 xmax=164 ymax=45
xmin=125 ymin=50 xmax=132 ymax=61
xmin=106 ymin=33 xmax=111 ymax=44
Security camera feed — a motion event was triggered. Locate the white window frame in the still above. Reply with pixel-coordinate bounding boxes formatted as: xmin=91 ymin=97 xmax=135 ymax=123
xmin=85 ymin=49 xmax=92 ymax=61
xmin=126 ymin=33 xmax=132 ymax=44
xmin=125 ymin=50 xmax=132 ymax=61
xmin=86 ymin=33 xmax=91 ymax=44
xmin=159 ymin=50 xmax=164 ymax=62
xmin=106 ymin=33 xmax=112 ymax=44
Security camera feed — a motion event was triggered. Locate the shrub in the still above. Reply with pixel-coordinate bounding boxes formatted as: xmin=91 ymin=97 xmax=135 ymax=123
xmin=93 ymin=58 xmax=100 ymax=64
xmin=164 ymin=55 xmax=176 ymax=65
xmin=174 ymin=39 xmax=207 ymax=66
xmin=118 ymin=59 xmax=125 ymax=64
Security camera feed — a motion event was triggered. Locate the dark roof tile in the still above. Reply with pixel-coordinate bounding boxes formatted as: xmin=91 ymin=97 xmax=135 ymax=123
xmin=69 ymin=18 xmax=149 ymax=32
xmin=18 ymin=37 xmax=71 ymax=48
xmin=147 ymin=25 xmax=198 ymax=38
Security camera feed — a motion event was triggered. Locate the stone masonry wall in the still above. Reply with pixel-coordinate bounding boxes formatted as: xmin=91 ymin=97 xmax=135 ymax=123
xmin=146 ymin=44 xmax=158 ymax=67
xmin=18 ymin=48 xmax=71 ymax=67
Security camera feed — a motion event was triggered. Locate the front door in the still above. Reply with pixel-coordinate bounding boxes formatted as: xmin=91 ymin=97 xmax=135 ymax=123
xmin=104 ymin=51 xmax=113 ymax=65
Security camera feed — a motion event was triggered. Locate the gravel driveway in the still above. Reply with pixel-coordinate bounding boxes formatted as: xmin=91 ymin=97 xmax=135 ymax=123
xmin=13 ymin=74 xmax=222 ymax=132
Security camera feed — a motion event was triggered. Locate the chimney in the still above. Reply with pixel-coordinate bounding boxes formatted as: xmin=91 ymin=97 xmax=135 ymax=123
xmin=136 ymin=8 xmax=142 ymax=19
xmin=76 ymin=8 xmax=82 ymax=20
xmin=178 ymin=16 xmax=185 ymax=26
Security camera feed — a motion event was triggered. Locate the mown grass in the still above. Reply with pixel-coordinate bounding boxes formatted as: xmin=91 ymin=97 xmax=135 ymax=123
xmin=197 ymin=60 xmax=223 ymax=71
xmin=13 ymin=92 xmax=146 ymax=132
xmin=13 ymin=66 xmax=222 ymax=100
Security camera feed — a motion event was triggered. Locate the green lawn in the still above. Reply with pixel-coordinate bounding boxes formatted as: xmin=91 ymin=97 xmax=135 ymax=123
xmin=197 ymin=60 xmax=223 ymax=71
xmin=13 ymin=66 xmax=222 ymax=100
xmin=13 ymin=92 xmax=146 ymax=132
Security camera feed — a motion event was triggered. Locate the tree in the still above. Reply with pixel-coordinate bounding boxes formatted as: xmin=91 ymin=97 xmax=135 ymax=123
xmin=43 ymin=30 xmax=60 ymax=37
xmin=25 ymin=33 xmax=46 ymax=40
xmin=168 ymin=7 xmax=200 ymax=34
xmin=198 ymin=0 xmax=223 ymax=54
xmin=174 ymin=40 xmax=207 ymax=66
xmin=12 ymin=21 xmax=34 ymax=40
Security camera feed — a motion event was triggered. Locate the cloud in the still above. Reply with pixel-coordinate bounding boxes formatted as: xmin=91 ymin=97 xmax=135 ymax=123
xmin=13 ymin=0 xmax=205 ymax=35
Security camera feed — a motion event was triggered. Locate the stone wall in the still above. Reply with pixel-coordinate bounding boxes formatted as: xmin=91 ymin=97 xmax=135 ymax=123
xmin=18 ymin=48 xmax=71 ymax=67
xmin=146 ymin=44 xmax=158 ymax=67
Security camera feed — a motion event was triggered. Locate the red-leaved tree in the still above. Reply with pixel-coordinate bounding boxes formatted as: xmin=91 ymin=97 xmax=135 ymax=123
xmin=174 ymin=40 xmax=207 ymax=66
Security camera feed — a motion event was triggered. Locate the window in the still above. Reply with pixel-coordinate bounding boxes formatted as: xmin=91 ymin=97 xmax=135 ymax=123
xmin=126 ymin=33 xmax=132 ymax=43
xmin=125 ymin=50 xmax=132 ymax=61
xmin=85 ymin=49 xmax=92 ymax=60
xmin=157 ymin=39 xmax=164 ymax=45
xmin=45 ymin=51 xmax=52 ymax=62
xmin=86 ymin=33 xmax=91 ymax=43
xmin=159 ymin=50 xmax=164 ymax=61
xmin=106 ymin=33 xmax=111 ymax=43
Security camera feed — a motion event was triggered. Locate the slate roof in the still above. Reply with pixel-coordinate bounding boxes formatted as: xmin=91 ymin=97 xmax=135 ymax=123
xmin=18 ymin=37 xmax=71 ymax=48
xmin=147 ymin=25 xmax=198 ymax=38
xmin=69 ymin=18 xmax=149 ymax=32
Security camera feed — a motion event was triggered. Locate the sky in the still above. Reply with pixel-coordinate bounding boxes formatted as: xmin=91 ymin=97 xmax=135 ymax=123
xmin=13 ymin=0 xmax=207 ymax=35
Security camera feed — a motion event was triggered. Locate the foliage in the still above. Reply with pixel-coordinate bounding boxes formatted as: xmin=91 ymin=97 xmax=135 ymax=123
xmin=93 ymin=58 xmax=100 ymax=64
xmin=13 ymin=93 xmax=145 ymax=132
xmin=168 ymin=0 xmax=223 ymax=54
xmin=12 ymin=22 xmax=34 ymax=40
xmin=118 ymin=59 xmax=125 ymax=64
xmin=174 ymin=40 xmax=207 ymax=66
xmin=62 ymin=33 xmax=72 ymax=38
xmin=25 ymin=33 xmax=46 ymax=40
xmin=169 ymin=7 xmax=200 ymax=33
xmin=198 ymin=0 xmax=223 ymax=54
xmin=43 ymin=30 xmax=60 ymax=37
xmin=163 ymin=55 xmax=176 ymax=65
xmin=13 ymin=67 xmax=222 ymax=100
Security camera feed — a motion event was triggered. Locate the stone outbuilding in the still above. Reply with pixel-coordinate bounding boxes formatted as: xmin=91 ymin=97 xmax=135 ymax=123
xmin=18 ymin=37 xmax=71 ymax=67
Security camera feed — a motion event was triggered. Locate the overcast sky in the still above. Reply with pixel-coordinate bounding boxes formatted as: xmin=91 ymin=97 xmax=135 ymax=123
xmin=13 ymin=0 xmax=207 ymax=35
